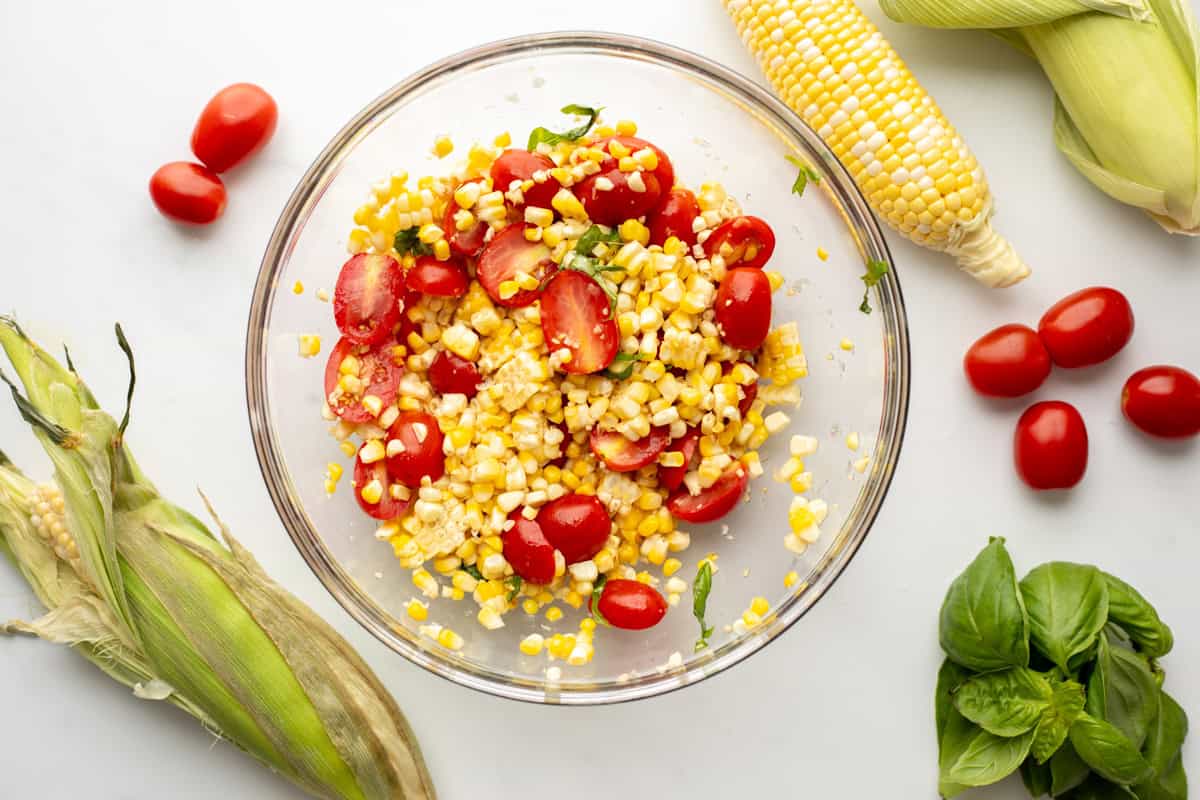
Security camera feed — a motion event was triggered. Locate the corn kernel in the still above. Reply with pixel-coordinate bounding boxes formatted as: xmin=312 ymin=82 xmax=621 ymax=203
xmin=615 ymin=119 xmax=638 ymax=136
xmin=750 ymin=596 xmax=770 ymax=616
xmin=494 ymin=131 xmax=512 ymax=147
xmin=784 ymin=570 xmax=800 ymax=589
xmin=405 ymin=599 xmax=428 ymax=621
xmin=478 ymin=606 xmax=505 ymax=630
xmin=432 ymin=135 xmax=453 ymax=157
xmin=663 ymin=557 xmax=682 ymax=577
xmin=766 ymin=271 xmax=785 ymax=291
xmin=519 ymin=633 xmax=545 ymax=656
xmin=544 ymin=606 xmax=563 ymax=622
xmin=298 ymin=334 xmax=321 ymax=358
xmin=437 ymin=628 xmax=465 ymax=650
xmin=816 ymin=246 xmax=829 ymax=261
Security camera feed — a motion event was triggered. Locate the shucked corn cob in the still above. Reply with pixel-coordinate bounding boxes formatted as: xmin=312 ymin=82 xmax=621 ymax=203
xmin=725 ymin=0 xmax=1032 ymax=287
xmin=0 ymin=319 xmax=434 ymax=800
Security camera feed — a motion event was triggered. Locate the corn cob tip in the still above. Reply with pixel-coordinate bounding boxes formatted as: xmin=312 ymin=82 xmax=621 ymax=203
xmin=945 ymin=213 xmax=1031 ymax=288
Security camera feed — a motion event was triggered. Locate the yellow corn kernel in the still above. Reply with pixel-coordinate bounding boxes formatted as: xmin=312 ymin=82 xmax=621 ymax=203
xmin=618 ymin=155 xmax=638 ymax=172
xmin=358 ymin=439 xmax=386 ymax=464
xmin=498 ymin=280 xmax=520 ymax=300
xmin=545 ymin=606 xmax=564 ymax=622
xmin=561 ymin=472 xmax=581 ymax=491
xmin=433 ymin=239 xmax=451 ymax=261
xmin=524 ymin=206 xmax=554 ymax=227
xmin=292 ymin=280 xmax=305 ymax=295
xmin=618 ymin=542 xmax=638 ymax=564
xmin=750 ymin=596 xmax=770 ymax=616
xmin=432 ymin=135 xmax=453 ymax=157
xmin=790 ymin=472 xmax=813 ymax=494
xmin=519 ymin=633 xmax=545 ymax=656
xmin=789 ymin=504 xmax=816 ymax=534
xmin=615 ymin=119 xmax=638 ymax=136
xmin=663 ymin=558 xmax=682 ymax=577
xmin=765 ymin=271 xmax=785 ymax=291
xmin=405 ymin=599 xmax=428 ymax=621
xmin=607 ymin=139 xmax=631 ymax=158
xmin=298 ymin=334 xmax=321 ymax=358
xmin=437 ymin=628 xmax=465 ymax=650
xmin=742 ymin=610 xmax=762 ymax=628
xmin=784 ymin=570 xmax=800 ymax=589
xmin=619 ymin=219 xmax=650 ymax=246
xmin=564 ymin=591 xmax=584 ymax=609
xmin=359 ymin=479 xmax=383 ymax=505
xmin=477 ymin=606 xmax=505 ymax=630
xmin=418 ymin=223 xmax=444 ymax=244
xmin=522 ymin=598 xmax=540 ymax=615
xmin=494 ymin=131 xmax=513 ymax=147
xmin=816 ymin=246 xmax=829 ymax=261
xmin=336 ymin=441 xmax=356 ymax=459
xmin=551 ymin=188 xmax=587 ymax=219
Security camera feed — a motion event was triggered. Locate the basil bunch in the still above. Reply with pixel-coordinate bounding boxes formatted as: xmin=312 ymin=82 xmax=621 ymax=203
xmin=936 ymin=538 xmax=1187 ymax=799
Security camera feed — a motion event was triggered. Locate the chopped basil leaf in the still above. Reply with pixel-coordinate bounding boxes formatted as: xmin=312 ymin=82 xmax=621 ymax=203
xmin=461 ymin=564 xmax=484 ymax=581
xmin=591 ymin=575 xmax=609 ymax=627
xmin=859 ymin=259 xmax=890 ymax=314
xmin=786 ymin=154 xmax=822 ymax=197
xmin=603 ymin=352 xmax=639 ymax=380
xmin=693 ymin=561 xmax=715 ymax=652
xmin=527 ymin=104 xmax=603 ymax=151
xmin=505 ymin=575 xmax=523 ymax=602
xmin=393 ymin=227 xmax=432 ymax=257
xmin=575 ymin=224 xmax=623 ymax=256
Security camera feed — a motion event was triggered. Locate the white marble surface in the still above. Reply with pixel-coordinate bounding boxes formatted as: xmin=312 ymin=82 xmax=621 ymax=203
xmin=1 ymin=1 xmax=1197 ymax=797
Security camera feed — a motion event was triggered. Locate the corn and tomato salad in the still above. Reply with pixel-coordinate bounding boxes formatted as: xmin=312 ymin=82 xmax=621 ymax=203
xmin=307 ymin=109 xmax=827 ymax=666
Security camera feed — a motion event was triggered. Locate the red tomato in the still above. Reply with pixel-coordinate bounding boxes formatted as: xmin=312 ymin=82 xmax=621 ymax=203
xmin=1038 ymin=287 xmax=1134 ymax=368
xmin=428 ymin=350 xmax=482 ymax=398
xmin=352 ymin=459 xmax=411 ymax=521
xmin=333 ymin=253 xmax=405 ymax=345
xmin=574 ymin=168 xmax=663 ymax=226
xmin=721 ymin=362 xmax=758 ymax=416
xmin=715 ymin=268 xmax=772 ymax=351
xmin=647 ymin=187 xmax=700 ymax=247
xmin=540 ymin=270 xmax=619 ymax=374
xmin=502 ymin=512 xmax=557 ymax=584
xmin=190 ymin=83 xmax=278 ymax=173
xmin=149 ymin=162 xmax=226 ymax=224
xmin=705 ymin=216 xmax=776 ymax=270
xmin=490 ymin=149 xmax=561 ymax=210
xmin=476 ymin=224 xmax=556 ymax=307
xmin=589 ymin=135 xmax=675 ymax=190
xmin=537 ymin=493 xmax=611 ymax=564
xmin=1014 ymin=401 xmax=1088 ymax=490
xmin=443 ymin=179 xmax=489 ymax=257
xmin=667 ymin=464 xmax=749 ymax=523
xmin=657 ymin=427 xmax=700 ymax=491
xmin=589 ymin=426 xmax=670 ymax=472
xmin=963 ymin=324 xmax=1053 ymax=398
xmin=593 ymin=579 xmax=668 ymax=630
xmin=323 ymin=337 xmax=403 ymax=423
xmin=405 ymin=256 xmax=468 ymax=297
xmin=1121 ymin=365 xmax=1200 ymax=439
xmin=386 ymin=411 xmax=445 ymax=488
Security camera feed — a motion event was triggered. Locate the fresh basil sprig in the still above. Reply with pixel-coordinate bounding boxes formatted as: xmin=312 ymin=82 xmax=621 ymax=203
xmin=590 ymin=575 xmax=609 ymax=627
xmin=603 ymin=352 xmax=639 ymax=381
xmin=460 ymin=563 xmax=484 ymax=581
xmin=785 ymin=154 xmax=821 ymax=197
xmin=858 ymin=258 xmax=889 ymax=314
xmin=393 ymin=227 xmax=432 ymax=257
xmin=527 ymin=104 xmax=602 ymax=150
xmin=692 ymin=561 xmax=715 ymax=652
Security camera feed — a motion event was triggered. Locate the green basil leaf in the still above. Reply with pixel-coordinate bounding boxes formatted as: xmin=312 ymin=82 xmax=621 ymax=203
xmin=393 ymin=227 xmax=433 ymax=257
xmin=858 ymin=259 xmax=889 ymax=314
xmin=460 ymin=563 xmax=483 ymax=581
xmin=1019 ymin=562 xmax=1109 ymax=672
xmin=939 ymin=537 xmax=1030 ymax=672
xmin=527 ymin=104 xmax=602 ymax=150
xmin=946 ymin=726 xmax=1036 ymax=788
xmin=574 ymin=224 xmax=622 ymax=256
xmin=1062 ymin=773 xmax=1139 ymax=799
xmin=1020 ymin=757 xmax=1053 ymax=797
xmin=505 ymin=575 xmax=523 ymax=602
xmin=1103 ymin=572 xmax=1174 ymax=658
xmin=590 ymin=575 xmax=609 ymax=627
xmin=785 ymin=154 xmax=821 ymax=197
xmin=692 ymin=561 xmax=714 ymax=652
xmin=937 ymin=706 xmax=977 ymax=798
xmin=602 ymin=352 xmax=638 ymax=380
xmin=1134 ymin=757 xmax=1188 ymax=800
xmin=1050 ymin=741 xmax=1091 ymax=796
xmin=953 ymin=667 xmax=1052 ymax=737
xmin=1032 ymin=679 xmax=1086 ymax=763
xmin=1086 ymin=631 xmax=1159 ymax=749
xmin=1069 ymin=712 xmax=1155 ymax=786
xmin=1133 ymin=690 xmax=1189 ymax=800
xmin=936 ymin=658 xmax=974 ymax=749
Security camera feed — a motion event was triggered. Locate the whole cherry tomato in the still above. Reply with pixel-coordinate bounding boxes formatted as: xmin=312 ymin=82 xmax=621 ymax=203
xmin=704 ymin=216 xmax=776 ymax=270
xmin=1014 ymin=401 xmax=1088 ymax=490
xmin=490 ymin=149 xmax=561 ymax=210
xmin=443 ymin=179 xmax=489 ymax=257
xmin=385 ymin=411 xmax=445 ymax=487
xmin=333 ymin=253 xmax=405 ymax=345
xmin=476 ymin=224 xmax=556 ymax=307
xmin=1038 ymin=287 xmax=1134 ymax=368
xmin=647 ymin=187 xmax=700 ymax=247
xmin=963 ymin=324 xmax=1053 ymax=398
xmin=667 ymin=464 xmax=749 ymax=523
xmin=574 ymin=168 xmax=663 ymax=226
xmin=593 ymin=579 xmax=668 ymax=630
xmin=502 ymin=512 xmax=557 ymax=585
xmin=589 ymin=426 xmax=670 ymax=472
xmin=715 ymin=268 xmax=772 ymax=351
xmin=323 ymin=336 xmax=404 ymax=423
xmin=657 ymin=427 xmax=699 ymax=492
xmin=537 ymin=493 xmax=611 ymax=564
xmin=428 ymin=350 xmax=481 ymax=398
xmin=352 ymin=459 xmax=411 ymax=521
xmin=191 ymin=83 xmax=277 ymax=173
xmin=539 ymin=270 xmax=619 ymax=374
xmin=405 ymin=256 xmax=469 ymax=297
xmin=149 ymin=162 xmax=226 ymax=224
xmin=1121 ymin=365 xmax=1200 ymax=439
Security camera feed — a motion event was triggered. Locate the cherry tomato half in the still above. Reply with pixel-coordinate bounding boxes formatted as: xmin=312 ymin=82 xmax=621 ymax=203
xmin=589 ymin=135 xmax=676 ymax=190
xmin=963 ymin=324 xmax=1052 ymax=398
xmin=647 ymin=187 xmax=700 ymax=247
xmin=1014 ymin=401 xmax=1088 ymax=490
xmin=537 ymin=493 xmax=611 ymax=564
xmin=574 ymin=167 xmax=663 ymax=226
xmin=715 ymin=268 xmax=772 ymax=351
xmin=405 ymin=255 xmax=468 ymax=298
xmin=428 ymin=350 xmax=482 ymax=398
xmin=667 ymin=464 xmax=749 ymax=523
xmin=589 ymin=426 xmax=670 ymax=472
xmin=658 ymin=427 xmax=699 ymax=492
xmin=386 ymin=411 xmax=445 ymax=488
xmin=149 ymin=162 xmax=226 ymax=224
xmin=490 ymin=149 xmax=561 ymax=210
xmin=721 ymin=361 xmax=758 ymax=416
xmin=593 ymin=579 xmax=668 ymax=630
xmin=540 ymin=269 xmax=619 ymax=374
xmin=443 ymin=179 xmax=489 ymax=258
xmin=1038 ymin=287 xmax=1134 ymax=368
xmin=353 ymin=459 xmax=411 ymax=521
xmin=334 ymin=253 xmax=405 ymax=345
xmin=1121 ymin=365 xmax=1200 ymax=439
xmin=705 ymin=216 xmax=776 ymax=270
xmin=191 ymin=83 xmax=278 ymax=173
xmin=323 ymin=337 xmax=404 ymax=423
xmin=476 ymin=224 xmax=556 ymax=307
xmin=502 ymin=512 xmax=557 ymax=585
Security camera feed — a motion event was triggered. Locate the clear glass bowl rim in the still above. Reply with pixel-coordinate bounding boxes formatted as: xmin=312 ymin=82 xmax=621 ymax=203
xmin=245 ymin=30 xmax=911 ymax=705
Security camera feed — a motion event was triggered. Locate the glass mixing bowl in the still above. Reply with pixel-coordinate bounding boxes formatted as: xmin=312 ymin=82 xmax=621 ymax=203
xmin=246 ymin=32 xmax=909 ymax=704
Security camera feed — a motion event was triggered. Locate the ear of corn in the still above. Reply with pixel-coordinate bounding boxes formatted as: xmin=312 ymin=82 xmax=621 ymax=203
xmin=881 ymin=0 xmax=1200 ymax=234
xmin=725 ymin=0 xmax=1031 ymax=287
xmin=0 ymin=319 xmax=435 ymax=800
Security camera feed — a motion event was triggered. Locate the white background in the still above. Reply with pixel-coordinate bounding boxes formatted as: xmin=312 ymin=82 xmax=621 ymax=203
xmin=1 ymin=1 xmax=1197 ymax=797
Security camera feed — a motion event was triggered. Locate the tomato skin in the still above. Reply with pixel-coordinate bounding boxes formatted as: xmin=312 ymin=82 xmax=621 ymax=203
xmin=1038 ymin=287 xmax=1134 ymax=368
xmin=574 ymin=168 xmax=663 ymax=226
xmin=334 ymin=253 xmax=405 ymax=345
xmin=352 ymin=459 xmax=411 ymax=521
xmin=149 ymin=162 xmax=226 ymax=224
xmin=704 ymin=216 xmax=776 ymax=270
xmin=476 ymin=224 xmax=556 ymax=307
xmin=594 ymin=580 xmax=668 ymax=630
xmin=502 ymin=512 xmax=557 ymax=584
xmin=405 ymin=256 xmax=468 ymax=297
xmin=589 ymin=135 xmax=675 ymax=190
xmin=1121 ymin=366 xmax=1200 ymax=439
xmin=490 ymin=149 xmax=561 ymax=209
xmin=323 ymin=337 xmax=404 ymax=423
xmin=443 ymin=179 xmax=489 ymax=257
xmin=385 ymin=411 xmax=445 ymax=488
xmin=657 ymin=427 xmax=699 ymax=491
xmin=427 ymin=350 xmax=481 ymax=398
xmin=721 ymin=361 xmax=759 ymax=416
xmin=963 ymin=324 xmax=1052 ymax=398
xmin=539 ymin=270 xmax=619 ymax=374
xmin=668 ymin=464 xmax=749 ymax=523
xmin=589 ymin=426 xmax=670 ymax=472
xmin=715 ymin=268 xmax=772 ymax=351
xmin=1014 ymin=401 xmax=1088 ymax=490
xmin=647 ymin=187 xmax=700 ymax=247
xmin=537 ymin=493 xmax=611 ymax=564
xmin=191 ymin=83 xmax=277 ymax=173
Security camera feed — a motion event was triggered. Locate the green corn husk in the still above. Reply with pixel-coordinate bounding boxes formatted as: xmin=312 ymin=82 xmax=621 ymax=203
xmin=0 ymin=318 xmax=436 ymax=800
xmin=879 ymin=0 xmax=1200 ymax=234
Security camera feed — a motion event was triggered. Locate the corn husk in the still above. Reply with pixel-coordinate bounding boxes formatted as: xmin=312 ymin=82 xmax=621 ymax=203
xmin=880 ymin=0 xmax=1200 ymax=234
xmin=0 ymin=318 xmax=436 ymax=800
